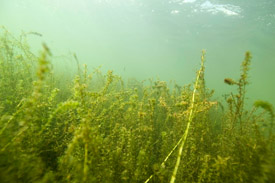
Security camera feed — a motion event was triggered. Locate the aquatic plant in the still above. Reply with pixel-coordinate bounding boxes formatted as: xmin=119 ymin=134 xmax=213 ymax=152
xmin=0 ymin=28 xmax=274 ymax=183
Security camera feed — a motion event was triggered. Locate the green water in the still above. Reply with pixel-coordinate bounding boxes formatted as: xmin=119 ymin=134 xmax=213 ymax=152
xmin=0 ymin=1 xmax=275 ymax=183
xmin=1 ymin=0 xmax=274 ymax=105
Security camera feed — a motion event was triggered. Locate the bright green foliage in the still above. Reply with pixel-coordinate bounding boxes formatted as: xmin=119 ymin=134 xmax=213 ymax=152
xmin=0 ymin=29 xmax=274 ymax=183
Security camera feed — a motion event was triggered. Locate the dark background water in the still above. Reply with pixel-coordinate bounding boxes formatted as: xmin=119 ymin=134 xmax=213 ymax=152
xmin=1 ymin=0 xmax=275 ymax=106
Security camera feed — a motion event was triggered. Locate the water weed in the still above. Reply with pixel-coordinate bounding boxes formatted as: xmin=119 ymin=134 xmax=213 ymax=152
xmin=0 ymin=29 xmax=274 ymax=183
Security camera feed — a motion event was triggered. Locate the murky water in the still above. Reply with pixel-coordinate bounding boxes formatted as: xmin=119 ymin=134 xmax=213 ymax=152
xmin=1 ymin=0 xmax=275 ymax=106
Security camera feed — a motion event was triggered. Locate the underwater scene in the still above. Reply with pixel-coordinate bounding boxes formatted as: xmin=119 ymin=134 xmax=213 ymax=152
xmin=0 ymin=0 xmax=275 ymax=182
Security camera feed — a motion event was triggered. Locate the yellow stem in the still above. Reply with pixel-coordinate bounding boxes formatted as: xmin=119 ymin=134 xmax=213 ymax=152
xmin=170 ymin=50 xmax=205 ymax=183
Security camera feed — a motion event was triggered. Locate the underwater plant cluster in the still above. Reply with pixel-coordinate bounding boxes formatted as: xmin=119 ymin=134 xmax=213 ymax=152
xmin=0 ymin=28 xmax=274 ymax=183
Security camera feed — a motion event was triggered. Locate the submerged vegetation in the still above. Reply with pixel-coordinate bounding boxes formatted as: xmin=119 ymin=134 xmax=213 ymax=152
xmin=0 ymin=28 xmax=274 ymax=183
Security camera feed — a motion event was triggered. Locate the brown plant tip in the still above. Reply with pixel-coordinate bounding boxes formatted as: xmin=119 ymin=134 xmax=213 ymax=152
xmin=224 ymin=78 xmax=236 ymax=85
